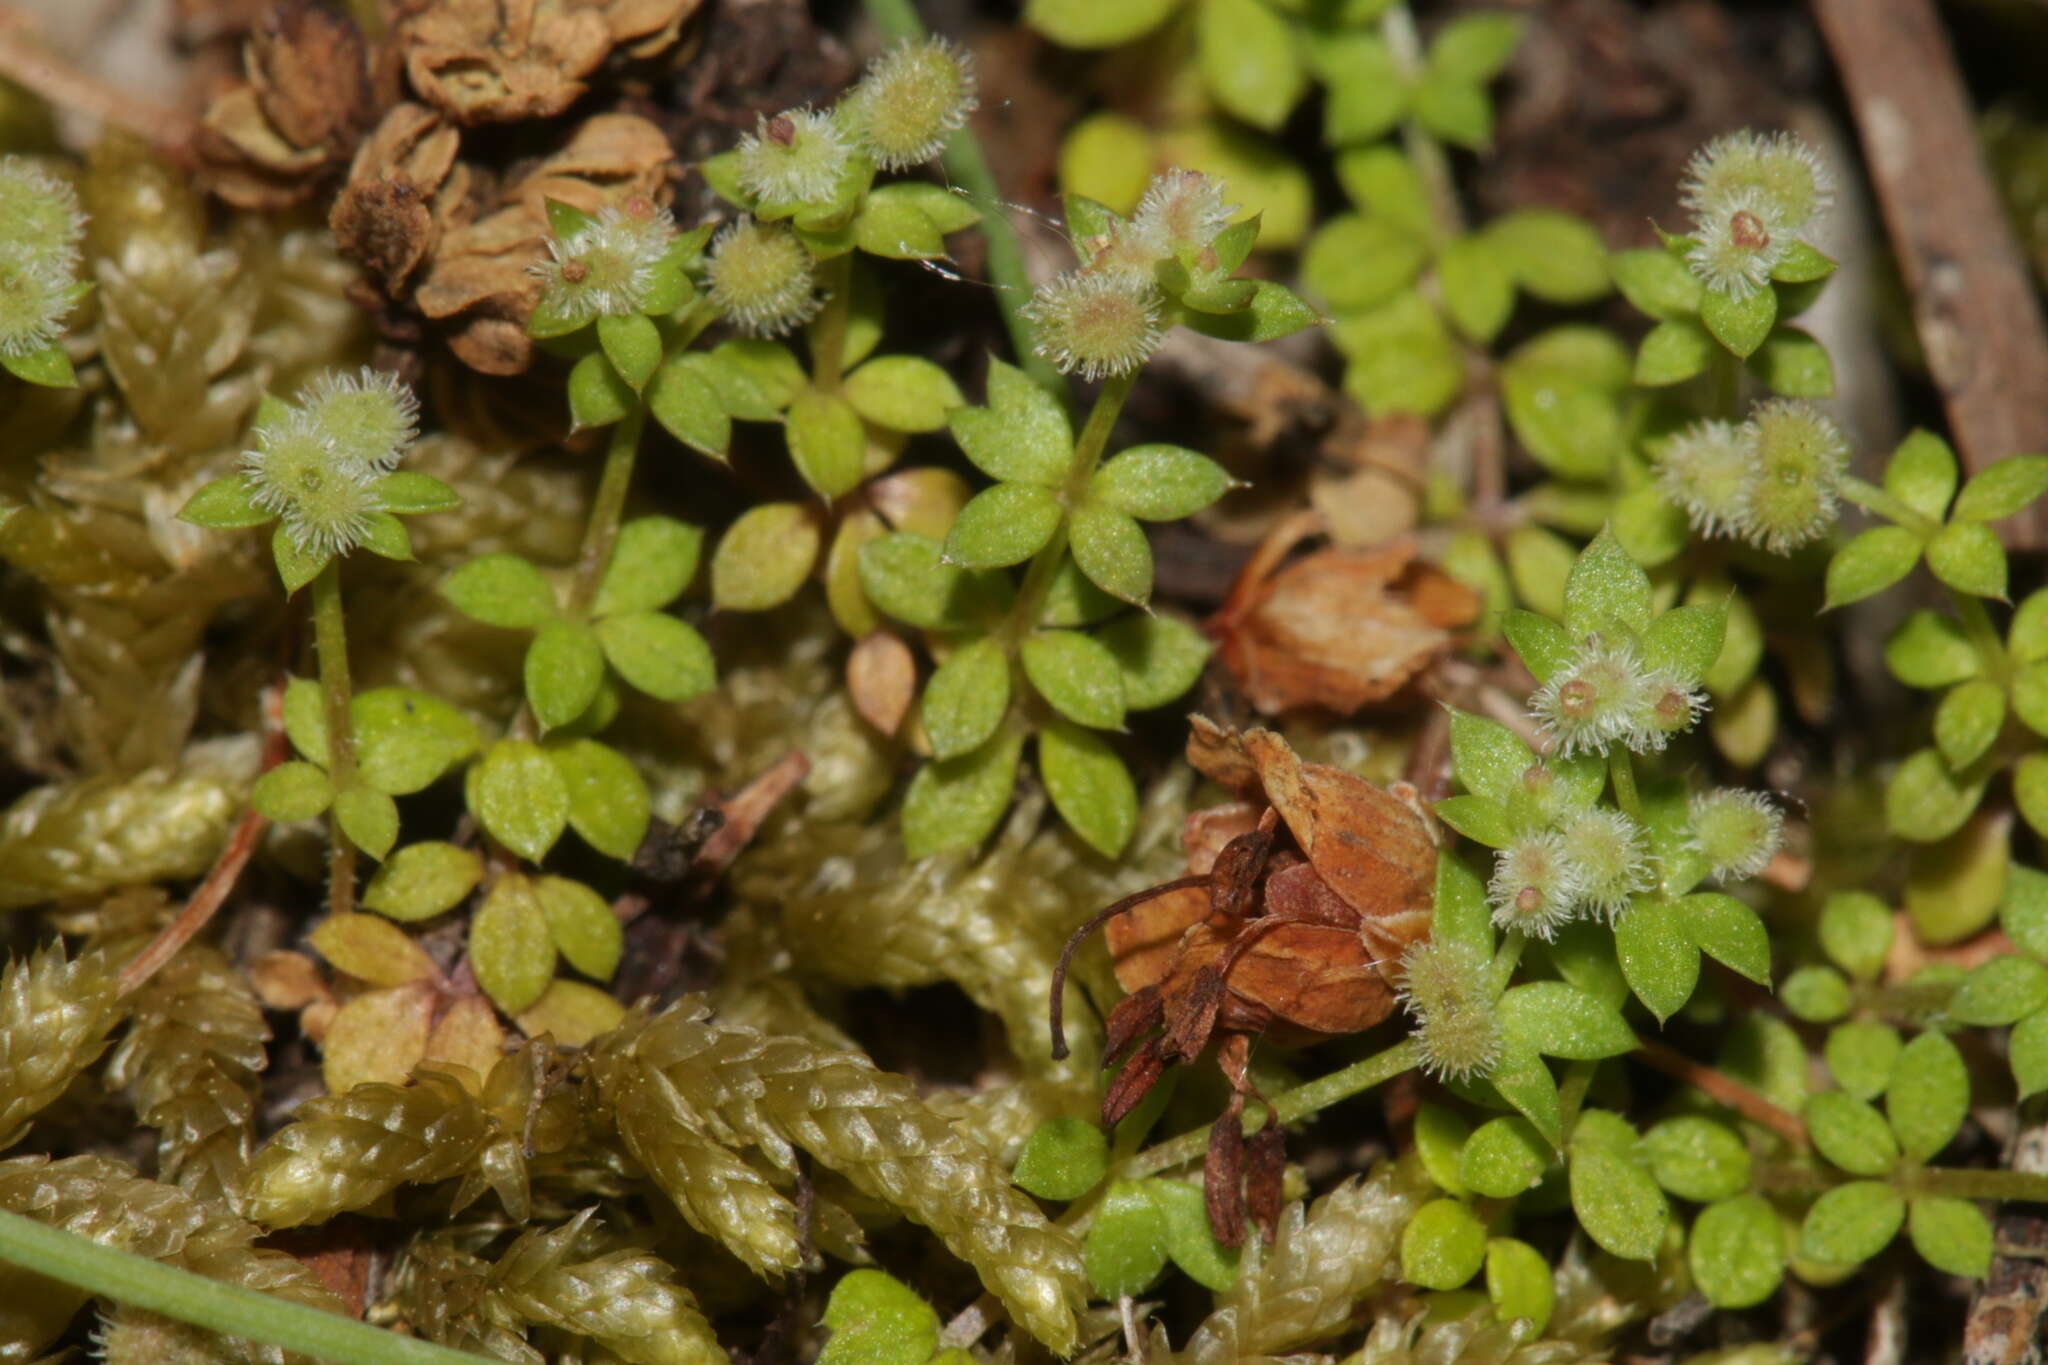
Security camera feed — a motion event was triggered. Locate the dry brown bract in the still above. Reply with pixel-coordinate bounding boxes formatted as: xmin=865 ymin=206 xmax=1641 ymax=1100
xmin=195 ymin=1 xmax=392 ymax=208
xmin=393 ymin=0 xmax=705 ymax=124
xmin=333 ymin=109 xmax=672 ymax=373
xmin=1050 ymin=720 xmax=1437 ymax=1244
xmin=1207 ymin=512 xmax=1481 ymax=716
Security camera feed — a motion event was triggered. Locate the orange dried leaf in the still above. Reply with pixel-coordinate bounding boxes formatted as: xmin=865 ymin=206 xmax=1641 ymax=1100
xmin=422 ymin=994 xmax=506 ymax=1089
xmin=308 ymin=913 xmax=442 ymax=987
xmin=847 ymin=632 xmax=917 ymax=737
xmin=321 ymin=982 xmax=434 ymax=1093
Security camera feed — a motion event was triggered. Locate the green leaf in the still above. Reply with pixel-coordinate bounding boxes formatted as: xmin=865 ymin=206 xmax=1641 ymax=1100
xmin=1412 ymin=72 xmax=1492 ymax=150
xmin=1682 ymin=892 xmax=1771 ymax=985
xmin=949 ymin=359 xmax=1074 ymax=486
xmin=1039 ymin=722 xmax=1137 ymax=857
xmin=1197 ymin=0 xmax=1305 ymax=131
xmin=852 ymin=194 xmax=944 ymax=260
xmin=468 ymin=740 xmax=570 ymax=862
xmin=1633 ymin=318 xmax=1713 ymax=386
xmin=596 ymin=612 xmax=715 ymax=702
xmin=377 ymin=472 xmax=461 ymax=516
xmin=1771 ymin=241 xmax=1836 ymax=283
xmin=1414 ymin=1103 xmax=1473 ymax=1195
xmin=1800 ymin=1181 xmax=1904 ymax=1265
xmin=1908 ymin=1195 xmax=1992 ymax=1279
xmin=179 ymin=474 xmax=271 ymax=530
xmin=2010 ymin=1011 xmax=2048 ymax=1099
xmin=597 ymin=312 xmax=661 ymax=390
xmin=843 ymin=355 xmax=964 ymax=434
xmin=1434 ymin=794 xmax=1515 ymax=848
xmin=1614 ymin=897 xmax=1699 ymax=1023
xmin=1448 ymin=711 xmax=1536 ymax=804
xmin=1951 ymin=955 xmax=2048 ymax=1026
xmin=1486 ymin=1044 xmax=1561 ymax=1145
xmin=902 ymin=732 xmax=1023 ymax=859
xmin=1825 ymin=526 xmax=1923 ymax=610
xmin=1781 ymin=964 xmax=1852 ymax=1023
xmin=470 ymin=874 xmax=557 ymax=1014
xmin=1428 ymin=11 xmax=1525 ymax=81
xmin=1642 ymin=1116 xmax=1750 ymax=1202
xmin=1825 ymin=1021 xmax=1902 ymax=1101
xmin=1953 ymin=453 xmax=2048 ymax=522
xmin=1690 ymin=1195 xmax=1786 ymax=1308
xmin=1568 ymin=1142 xmax=1667 ymax=1261
xmin=1498 ymin=981 xmax=1635 ymax=1060
xmin=1012 ymin=1117 xmax=1109 ymax=1201
xmin=1641 ymin=603 xmax=1727 ymax=683
xmin=525 ymin=621 xmax=606 ymax=730
xmin=567 ymin=350 xmax=634 ymax=429
xmin=1887 ymin=1030 xmax=1969 ymax=1162
xmin=787 ymin=391 xmax=868 ymax=500
xmin=442 ymin=554 xmax=557 ymax=629
xmin=1022 ymin=631 xmax=1125 ymax=730
xmin=1437 ymin=235 xmax=1515 ymax=344
xmin=2004 ymin=863 xmax=2048 ymax=959
xmin=1935 ymin=678 xmax=2006 ymax=769
xmin=1458 ymin=1116 xmax=1549 ymax=1199
xmin=648 ymin=359 xmax=731 ymax=458
xmin=333 ymin=785 xmax=398 ymax=861
xmin=270 ymin=527 xmax=329 ymax=594
xmin=364 ymin=842 xmax=482 ymax=922
xmin=1316 ymin=33 xmax=1407 ymax=145
xmin=1084 ymin=1181 xmax=1168 ymax=1298
xmin=1613 ymin=485 xmax=1687 ymax=568
xmin=1333 ymin=144 xmax=1432 ymax=240
xmin=1401 ymin=1197 xmax=1487 ymax=1290
xmin=1884 ymin=747 xmax=1986 ymax=844
xmin=1699 ymin=286 xmax=1776 ymax=358
xmin=1807 ymin=1091 xmax=1900 ymax=1176
xmin=1302 ymin=214 xmax=1428 ymax=313
xmin=860 ymin=532 xmax=1010 ymax=633
xmin=1926 ymin=520 xmax=2008 ymax=599
xmin=1089 ymin=445 xmax=1235 ymax=521
xmin=711 ymin=339 xmax=806 ymax=412
xmin=550 ymin=738 xmax=650 ymax=861
xmin=945 ymin=484 xmax=1064 ymax=570
xmin=281 ymin=677 xmax=329 ymax=768
xmin=1096 ymin=613 xmax=1210 ymax=710
xmin=1 ymin=342 xmax=76 ymax=388
xmin=711 ymin=502 xmax=820 ymax=612
xmin=923 ymin=637 xmax=1012 ymax=761
xmin=1332 ymin=290 xmax=1460 ymax=418
xmin=819 ymin=1269 xmax=939 ymax=1365
xmin=1819 ymin=892 xmax=1893 ymax=982
xmin=1180 ymin=280 xmax=1322 ymax=345
xmin=594 ymin=516 xmax=702 ymax=617
xmin=1486 ymin=210 xmax=1608 ymax=305
xmin=1150 ymin=1180 xmax=1240 ymax=1291
xmin=351 ymin=689 xmax=479 ymax=796
xmin=1433 ymin=851 xmax=1496 ymax=962
xmin=2014 ymin=662 xmax=2048 ymax=738
xmin=1563 ymin=528 xmax=1653 ymax=639
xmin=1501 ymin=366 xmax=1622 ymax=479
xmin=1610 ymin=248 xmax=1702 ymax=320
xmin=250 ymin=761 xmax=333 ymax=822
xmin=1068 ymin=504 xmax=1153 ymax=606
xmin=1486 ymin=1237 xmax=1554 ymax=1335
xmin=1502 ymin=610 xmax=1574 ymax=683
xmin=1747 ymin=327 xmax=1834 ymax=398
xmin=355 ymin=512 xmax=413 ymax=563
xmin=2021 ymin=755 xmax=2048 ymax=840
xmin=534 ymin=874 xmax=622 ymax=980
xmin=1885 ymin=611 xmax=1982 ymax=689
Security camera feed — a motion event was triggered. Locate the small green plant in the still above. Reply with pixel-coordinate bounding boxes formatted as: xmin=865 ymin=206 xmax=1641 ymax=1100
xmin=0 ymin=155 xmax=90 ymax=387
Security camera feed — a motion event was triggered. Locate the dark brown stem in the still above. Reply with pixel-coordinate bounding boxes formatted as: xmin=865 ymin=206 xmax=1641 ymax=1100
xmin=1635 ymin=1035 xmax=1810 ymax=1150
xmin=1048 ymin=874 xmax=1209 ymax=1060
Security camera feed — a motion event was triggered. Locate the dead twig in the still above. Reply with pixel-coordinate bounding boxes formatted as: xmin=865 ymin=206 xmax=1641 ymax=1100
xmin=1813 ymin=0 xmax=2048 ymax=546
xmin=1634 ymin=1034 xmax=1810 ymax=1150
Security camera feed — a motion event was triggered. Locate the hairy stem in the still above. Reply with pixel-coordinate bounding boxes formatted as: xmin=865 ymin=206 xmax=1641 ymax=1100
xmin=1837 ymin=473 xmax=1936 ymax=535
xmin=1122 ymin=1038 xmax=1421 ymax=1180
xmin=1002 ymin=372 xmax=1137 ymax=647
xmin=0 ymin=1210 xmax=493 ymax=1365
xmin=858 ymin=0 xmax=1062 ymax=391
xmin=1381 ymin=4 xmax=1466 ymax=239
xmin=567 ymin=405 xmax=649 ymax=619
xmin=809 ymin=254 xmax=856 ymax=394
xmin=1608 ymin=747 xmax=1643 ymax=822
xmin=310 ymin=559 xmax=357 ymax=917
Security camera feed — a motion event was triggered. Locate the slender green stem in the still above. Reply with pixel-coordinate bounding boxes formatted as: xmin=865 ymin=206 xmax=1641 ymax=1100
xmin=1382 ymin=5 xmax=1466 ymax=239
xmin=1556 ymin=1060 xmax=1598 ymax=1139
xmin=1950 ymin=589 xmax=2013 ymax=686
xmin=1709 ymin=348 xmax=1743 ymax=421
xmin=1607 ymin=748 xmax=1643 ymax=822
xmin=310 ymin=559 xmax=357 ymax=918
xmin=858 ymin=0 xmax=1062 ymax=391
xmin=1836 ymin=473 xmax=1935 ymax=535
xmin=1489 ymin=933 xmax=1526 ymax=994
xmin=809 ymin=254 xmax=855 ymax=394
xmin=0 ymin=1210 xmax=494 ymax=1365
xmin=1001 ymin=372 xmax=1136 ymax=647
xmin=1905 ymin=1165 xmax=2048 ymax=1204
xmin=1121 ymin=1039 xmax=1421 ymax=1180
xmin=567 ymin=405 xmax=648 ymax=618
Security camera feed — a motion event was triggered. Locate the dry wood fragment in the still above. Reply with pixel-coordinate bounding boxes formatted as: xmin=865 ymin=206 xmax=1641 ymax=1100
xmin=1813 ymin=0 xmax=2048 ymax=546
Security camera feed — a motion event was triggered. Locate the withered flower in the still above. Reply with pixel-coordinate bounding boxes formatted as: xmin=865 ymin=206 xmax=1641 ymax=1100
xmin=1051 ymin=720 xmax=1437 ymax=1244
